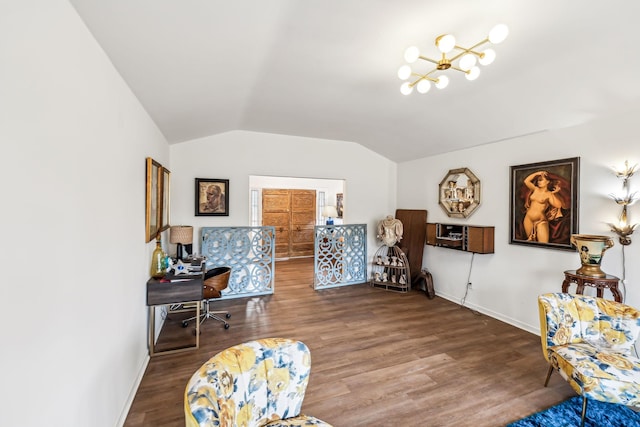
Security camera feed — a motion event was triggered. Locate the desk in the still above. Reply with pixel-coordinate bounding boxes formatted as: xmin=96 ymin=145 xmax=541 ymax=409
xmin=146 ymin=275 xmax=203 ymax=356
xmin=562 ymin=270 xmax=622 ymax=303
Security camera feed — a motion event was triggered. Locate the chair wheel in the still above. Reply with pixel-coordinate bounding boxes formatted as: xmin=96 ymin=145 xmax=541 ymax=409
xmin=224 ymin=323 xmax=230 ymax=329
xmin=225 ymin=313 xmax=231 ymax=319
xmin=182 ymin=321 xmax=189 ymax=328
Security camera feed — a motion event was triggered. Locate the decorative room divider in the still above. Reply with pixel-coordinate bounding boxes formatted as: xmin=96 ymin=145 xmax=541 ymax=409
xmin=314 ymin=224 xmax=367 ymax=289
xmin=201 ymin=226 xmax=275 ymax=298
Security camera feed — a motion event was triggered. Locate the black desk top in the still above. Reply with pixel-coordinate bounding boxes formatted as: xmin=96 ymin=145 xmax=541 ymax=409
xmin=146 ymin=274 xmax=203 ymax=306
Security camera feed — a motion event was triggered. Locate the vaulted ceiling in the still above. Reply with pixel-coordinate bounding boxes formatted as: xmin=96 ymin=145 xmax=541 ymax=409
xmin=69 ymin=1 xmax=640 ymax=162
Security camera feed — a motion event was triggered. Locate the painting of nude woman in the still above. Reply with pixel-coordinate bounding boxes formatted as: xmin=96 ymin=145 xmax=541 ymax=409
xmin=509 ymin=157 xmax=579 ymax=250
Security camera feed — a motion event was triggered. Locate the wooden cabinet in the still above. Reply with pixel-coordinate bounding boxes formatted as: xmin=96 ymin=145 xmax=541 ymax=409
xmin=426 ymin=223 xmax=494 ymax=254
xmin=262 ymin=189 xmax=316 ymax=258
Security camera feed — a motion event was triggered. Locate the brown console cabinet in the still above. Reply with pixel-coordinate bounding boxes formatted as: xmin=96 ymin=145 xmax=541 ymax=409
xmin=426 ymin=223 xmax=494 ymax=254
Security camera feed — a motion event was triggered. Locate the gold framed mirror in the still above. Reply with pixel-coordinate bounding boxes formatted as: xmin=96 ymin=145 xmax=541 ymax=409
xmin=438 ymin=167 xmax=481 ymax=218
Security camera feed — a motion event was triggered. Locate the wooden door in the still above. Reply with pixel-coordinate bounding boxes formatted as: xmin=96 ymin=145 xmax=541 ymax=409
xmin=290 ymin=190 xmax=316 ymax=257
xmin=262 ymin=189 xmax=316 ymax=258
xmin=262 ymin=189 xmax=291 ymax=259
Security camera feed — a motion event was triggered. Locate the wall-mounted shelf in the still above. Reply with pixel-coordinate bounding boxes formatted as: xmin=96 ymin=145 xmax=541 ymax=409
xmin=426 ymin=223 xmax=494 ymax=254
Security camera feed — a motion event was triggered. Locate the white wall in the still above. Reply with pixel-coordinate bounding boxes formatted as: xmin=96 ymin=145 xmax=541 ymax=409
xmin=0 ymin=1 xmax=168 ymax=425
xmin=169 ymin=131 xmax=396 ymax=256
xmin=397 ymin=106 xmax=640 ymax=333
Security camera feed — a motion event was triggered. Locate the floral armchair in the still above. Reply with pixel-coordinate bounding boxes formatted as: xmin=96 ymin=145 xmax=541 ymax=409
xmin=538 ymin=293 xmax=640 ymax=426
xmin=184 ymin=338 xmax=332 ymax=427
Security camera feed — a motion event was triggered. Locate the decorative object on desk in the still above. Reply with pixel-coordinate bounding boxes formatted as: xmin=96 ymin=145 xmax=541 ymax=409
xmin=439 ymin=167 xmax=481 ymax=218
xmin=173 ymin=259 xmax=188 ymax=275
xmin=507 ymin=396 xmax=640 ymax=427
xmin=150 ymin=234 xmax=166 ymax=279
xmin=398 ymin=24 xmax=508 ymax=95
xmin=323 ymin=205 xmax=338 ymax=225
xmin=170 ymin=225 xmax=193 ymax=260
xmin=608 ymin=160 xmax=638 ymax=246
xmin=570 ymin=234 xmax=614 ymax=278
xmin=509 ymin=157 xmax=580 ymax=250
xmin=376 ymin=215 xmax=403 ymax=247
xmin=195 ymin=178 xmax=229 ymax=216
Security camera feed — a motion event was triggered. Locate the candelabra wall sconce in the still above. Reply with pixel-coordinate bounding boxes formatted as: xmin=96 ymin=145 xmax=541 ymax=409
xmin=608 ymin=160 xmax=638 ymax=245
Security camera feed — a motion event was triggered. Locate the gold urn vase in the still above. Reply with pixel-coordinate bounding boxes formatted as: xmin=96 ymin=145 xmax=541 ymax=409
xmin=570 ymin=234 xmax=614 ymax=278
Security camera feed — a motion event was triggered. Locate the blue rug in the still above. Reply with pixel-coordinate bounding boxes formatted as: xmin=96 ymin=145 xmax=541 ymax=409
xmin=507 ymin=396 xmax=640 ymax=427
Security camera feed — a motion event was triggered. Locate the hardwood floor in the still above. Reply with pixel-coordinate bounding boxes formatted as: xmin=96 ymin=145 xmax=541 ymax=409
xmin=125 ymin=258 xmax=574 ymax=426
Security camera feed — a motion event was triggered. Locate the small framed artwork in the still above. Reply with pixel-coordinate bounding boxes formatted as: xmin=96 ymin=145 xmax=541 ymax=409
xmin=195 ymin=178 xmax=229 ymax=216
xmin=509 ymin=157 xmax=580 ymax=250
xmin=145 ymin=157 xmax=162 ymax=242
xmin=438 ymin=167 xmax=481 ymax=218
xmin=336 ymin=193 xmax=344 ymax=218
xmin=160 ymin=166 xmax=171 ymax=232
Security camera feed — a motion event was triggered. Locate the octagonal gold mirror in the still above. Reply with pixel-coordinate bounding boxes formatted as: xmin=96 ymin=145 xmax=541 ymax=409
xmin=439 ymin=167 xmax=481 ymax=218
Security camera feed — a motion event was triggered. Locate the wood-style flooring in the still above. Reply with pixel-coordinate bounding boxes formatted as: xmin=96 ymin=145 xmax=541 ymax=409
xmin=125 ymin=257 xmax=574 ymax=426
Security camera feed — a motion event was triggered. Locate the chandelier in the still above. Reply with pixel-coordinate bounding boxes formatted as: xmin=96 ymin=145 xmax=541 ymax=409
xmin=398 ymin=24 xmax=509 ymax=95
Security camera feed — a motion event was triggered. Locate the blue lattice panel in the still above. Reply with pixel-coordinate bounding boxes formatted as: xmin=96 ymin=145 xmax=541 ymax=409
xmin=201 ymin=226 xmax=275 ymax=297
xmin=314 ymin=224 xmax=367 ymax=289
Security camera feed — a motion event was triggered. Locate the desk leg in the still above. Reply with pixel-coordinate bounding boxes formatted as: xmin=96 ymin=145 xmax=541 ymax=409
xmin=149 ymin=303 xmax=200 ymax=357
xmin=149 ymin=306 xmax=157 ymax=357
xmin=562 ymin=278 xmax=571 ymax=293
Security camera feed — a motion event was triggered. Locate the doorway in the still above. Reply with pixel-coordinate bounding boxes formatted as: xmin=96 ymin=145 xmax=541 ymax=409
xmin=249 ymin=175 xmax=346 ymax=261
xmin=262 ymin=189 xmax=316 ymax=259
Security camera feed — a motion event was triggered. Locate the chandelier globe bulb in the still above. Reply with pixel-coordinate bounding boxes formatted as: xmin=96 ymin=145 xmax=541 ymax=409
xmin=478 ymin=49 xmax=496 ymax=66
xmin=459 ymin=54 xmax=477 ymax=71
xmin=397 ymin=65 xmax=412 ymax=80
xmin=435 ymin=75 xmax=449 ymax=89
xmin=465 ymin=66 xmax=481 ymax=81
xmin=404 ymin=46 xmax=420 ymax=63
xmin=400 ymin=82 xmax=414 ymax=95
xmin=416 ymin=79 xmax=431 ymax=94
xmin=436 ymin=34 xmax=456 ymax=53
xmin=488 ymin=24 xmax=508 ymax=44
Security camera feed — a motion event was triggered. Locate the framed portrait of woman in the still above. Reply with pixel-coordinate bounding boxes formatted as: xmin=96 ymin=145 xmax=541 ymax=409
xmin=509 ymin=157 xmax=580 ymax=250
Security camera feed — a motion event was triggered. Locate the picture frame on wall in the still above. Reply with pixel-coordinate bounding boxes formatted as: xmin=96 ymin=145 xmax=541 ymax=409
xmin=160 ymin=166 xmax=171 ymax=232
xmin=195 ymin=178 xmax=229 ymax=216
xmin=509 ymin=157 xmax=580 ymax=250
xmin=336 ymin=193 xmax=344 ymax=218
xmin=145 ymin=157 xmax=162 ymax=242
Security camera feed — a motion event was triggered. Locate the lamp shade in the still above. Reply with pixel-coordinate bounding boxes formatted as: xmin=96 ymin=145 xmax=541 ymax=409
xmin=323 ymin=206 xmax=338 ymax=218
xmin=170 ymin=225 xmax=193 ymax=245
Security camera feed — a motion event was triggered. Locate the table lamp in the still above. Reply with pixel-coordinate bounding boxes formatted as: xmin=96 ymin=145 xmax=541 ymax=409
xmin=323 ymin=206 xmax=338 ymax=225
xmin=170 ymin=225 xmax=193 ymax=260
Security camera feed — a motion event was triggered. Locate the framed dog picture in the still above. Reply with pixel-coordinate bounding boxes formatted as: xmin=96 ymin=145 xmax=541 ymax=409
xmin=509 ymin=157 xmax=579 ymax=250
xmin=195 ymin=178 xmax=229 ymax=216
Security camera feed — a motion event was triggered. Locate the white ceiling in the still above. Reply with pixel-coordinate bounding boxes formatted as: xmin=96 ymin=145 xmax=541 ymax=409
xmin=69 ymin=0 xmax=640 ymax=162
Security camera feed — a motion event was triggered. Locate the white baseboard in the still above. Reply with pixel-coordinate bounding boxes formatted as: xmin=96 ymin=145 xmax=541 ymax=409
xmin=435 ymin=291 xmax=540 ymax=336
xmin=116 ymin=354 xmax=150 ymax=427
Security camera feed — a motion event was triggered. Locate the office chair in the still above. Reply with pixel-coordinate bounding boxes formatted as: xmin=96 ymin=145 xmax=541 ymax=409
xmin=182 ymin=266 xmax=231 ymax=329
